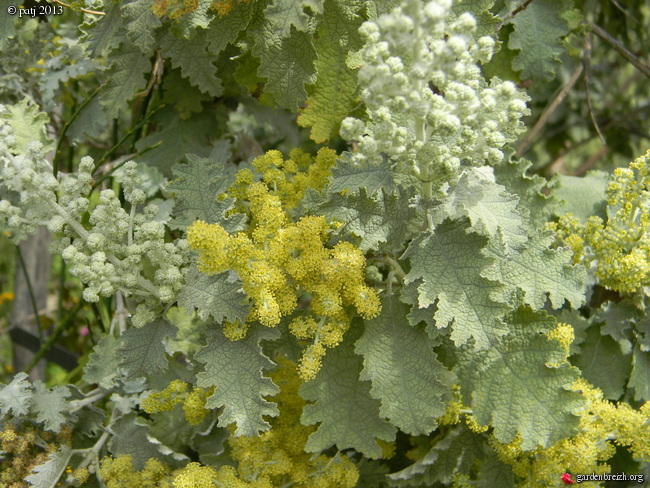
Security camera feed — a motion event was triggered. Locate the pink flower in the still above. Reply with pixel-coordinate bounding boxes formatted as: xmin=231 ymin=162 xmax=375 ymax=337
xmin=561 ymin=473 xmax=575 ymax=484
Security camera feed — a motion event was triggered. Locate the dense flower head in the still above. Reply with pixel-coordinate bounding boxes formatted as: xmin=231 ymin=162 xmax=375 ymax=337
xmin=340 ymin=0 xmax=529 ymax=195
xmin=490 ymin=379 xmax=650 ymax=487
xmin=187 ymin=149 xmax=380 ymax=379
xmin=554 ymin=150 xmax=650 ymax=293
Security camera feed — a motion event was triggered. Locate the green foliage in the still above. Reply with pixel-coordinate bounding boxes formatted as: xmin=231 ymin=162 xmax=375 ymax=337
xmin=1 ymin=0 xmax=650 ymax=486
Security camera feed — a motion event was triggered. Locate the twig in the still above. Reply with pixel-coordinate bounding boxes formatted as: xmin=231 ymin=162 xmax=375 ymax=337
xmin=583 ymin=32 xmax=606 ymax=144
xmin=609 ymin=0 xmax=638 ymax=23
xmin=50 ymin=0 xmax=105 ymax=16
xmin=516 ymin=63 xmax=584 ymax=157
xmin=592 ymin=23 xmax=650 ymax=78
xmin=502 ymin=0 xmax=534 ymax=22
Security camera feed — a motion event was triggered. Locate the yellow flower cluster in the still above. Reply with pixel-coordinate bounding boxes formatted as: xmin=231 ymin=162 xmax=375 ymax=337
xmin=489 ymin=379 xmax=650 ymax=488
xmin=187 ymin=149 xmax=380 ymax=380
xmin=141 ymin=380 xmax=212 ymax=426
xmin=225 ymin=355 xmax=359 ymax=488
xmin=100 ymin=455 xmax=172 ymax=488
xmin=546 ymin=322 xmax=574 ymax=368
xmin=0 ymin=424 xmax=71 ymax=486
xmin=552 ymin=150 xmax=650 ymax=293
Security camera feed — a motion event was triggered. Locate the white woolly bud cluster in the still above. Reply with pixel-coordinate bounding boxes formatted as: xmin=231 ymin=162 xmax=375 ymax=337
xmin=341 ymin=0 xmax=530 ymax=194
xmin=0 ymin=103 xmax=190 ymax=309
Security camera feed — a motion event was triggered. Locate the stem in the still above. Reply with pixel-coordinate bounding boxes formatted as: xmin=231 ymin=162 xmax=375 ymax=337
xmin=16 ymin=246 xmax=44 ymax=341
xmin=51 ymin=0 xmax=105 ymax=15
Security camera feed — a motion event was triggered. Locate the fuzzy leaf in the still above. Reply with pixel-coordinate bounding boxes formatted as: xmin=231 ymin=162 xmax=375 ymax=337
xmin=177 ymin=267 xmax=250 ymax=324
xmin=330 ymin=152 xmax=395 ymax=195
xmin=168 ymin=152 xmax=245 ymax=232
xmin=300 ymin=326 xmax=396 ymax=459
xmin=0 ymin=372 xmax=32 ymax=417
xmin=0 ymin=0 xmax=17 ymax=50
xmin=169 ymin=0 xmax=214 ymax=38
xmin=549 ymin=171 xmax=609 ymax=221
xmin=483 ymin=230 xmax=586 ymax=310
xmin=80 ymin=0 xmax=124 ymax=57
xmin=454 ymin=307 xmax=583 ymax=450
xmin=194 ymin=326 xmax=281 ymax=437
xmin=159 ymin=32 xmax=223 ymax=97
xmin=506 ymin=0 xmax=571 ymax=80
xmin=317 ymin=188 xmax=417 ymax=252
xmin=67 ymin=95 xmax=108 ymax=144
xmin=402 ymin=219 xmax=511 ymax=349
xmin=253 ymin=22 xmax=316 ymax=108
xmin=355 ymin=294 xmax=456 ymax=435
xmin=121 ymin=0 xmax=162 ymax=53
xmin=2 ymin=98 xmax=55 ymax=154
xmin=297 ymin=0 xmax=364 ymax=142
xmin=389 ymin=424 xmax=486 ymax=485
xmin=109 ymin=413 xmax=163 ymax=470
xmin=451 ymin=0 xmax=500 ymax=38
xmin=204 ymin=1 xmax=254 ymax=55
xmin=264 ymin=0 xmax=324 ymax=37
xmin=83 ymin=335 xmax=120 ymax=389
xmin=99 ymin=41 xmax=151 ymax=119
xmin=443 ymin=168 xmax=528 ymax=250
xmin=118 ymin=318 xmax=177 ymax=381
xmin=31 ymin=382 xmax=70 ymax=432
xmin=25 ymin=445 xmax=72 ymax=488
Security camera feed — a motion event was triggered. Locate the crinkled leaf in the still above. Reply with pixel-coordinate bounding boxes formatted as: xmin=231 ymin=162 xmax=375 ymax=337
xmin=571 ymin=324 xmax=632 ymax=400
xmin=121 ymin=0 xmax=162 ymax=53
xmin=597 ymin=299 xmax=638 ymax=343
xmin=194 ymin=326 xmax=281 ymax=437
xmin=177 ymin=267 xmax=250 ymax=324
xmin=389 ymin=424 xmax=486 ymax=485
xmin=443 ymin=168 xmax=528 ymax=250
xmin=159 ymin=32 xmax=223 ymax=97
xmin=99 ymin=41 xmax=151 ymax=119
xmin=80 ymin=0 xmax=123 ymax=57
xmin=169 ymin=0 xmax=214 ymax=38
xmin=317 ymin=188 xmax=416 ymax=252
xmin=31 ymin=382 xmax=70 ymax=432
xmin=300 ymin=325 xmax=396 ymax=459
xmin=204 ymin=1 xmax=254 ymax=55
xmin=297 ymin=0 xmax=364 ymax=142
xmin=253 ymin=22 xmax=316 ymax=108
xmin=109 ymin=413 xmax=164 ymax=470
xmin=40 ymin=48 xmax=95 ymax=109
xmin=330 ymin=151 xmax=395 ymax=195
xmin=168 ymin=152 xmax=245 ymax=231
xmin=506 ymin=0 xmax=572 ymax=80
xmin=355 ymin=294 xmax=456 ymax=435
xmin=402 ymin=219 xmax=511 ymax=349
xmin=0 ymin=0 xmax=17 ymax=50
xmin=493 ymin=154 xmax=553 ymax=228
xmin=454 ymin=307 xmax=584 ymax=450
xmin=483 ymin=229 xmax=586 ymax=310
xmin=400 ymin=279 xmax=438 ymax=332
xmin=25 ymin=445 xmax=72 ymax=488
xmin=0 ymin=372 xmax=32 ymax=417
xmin=162 ymin=69 xmax=211 ymax=119
xmin=264 ymin=0 xmax=324 ymax=38
xmin=549 ymin=171 xmax=609 ymax=221
xmin=2 ymin=97 xmax=55 ymax=154
xmin=118 ymin=318 xmax=177 ymax=381
xmin=83 ymin=335 xmax=120 ymax=389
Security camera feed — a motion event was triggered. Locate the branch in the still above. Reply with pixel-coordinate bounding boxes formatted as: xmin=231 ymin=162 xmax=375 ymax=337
xmin=502 ymin=0 xmax=534 ymax=22
xmin=516 ymin=63 xmax=584 ymax=157
xmin=50 ymin=0 xmax=105 ymax=16
xmin=591 ymin=23 xmax=650 ymax=79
